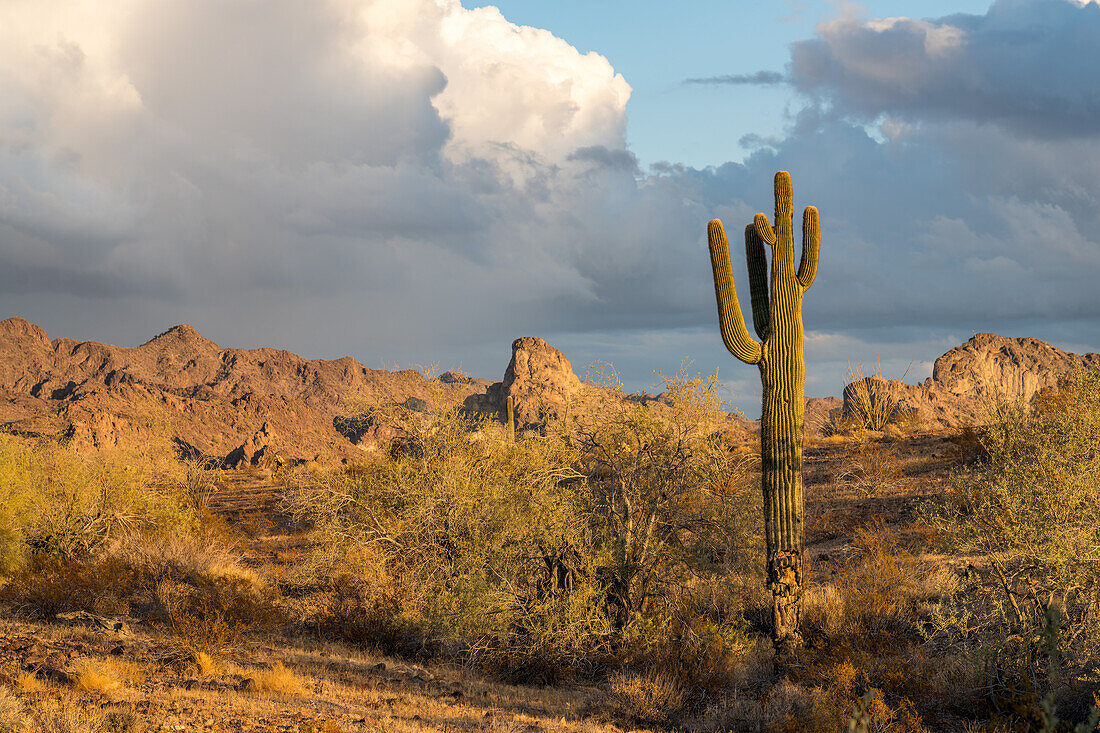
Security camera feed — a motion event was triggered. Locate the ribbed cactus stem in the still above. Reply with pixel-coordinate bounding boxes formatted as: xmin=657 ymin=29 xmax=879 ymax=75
xmin=707 ymin=170 xmax=820 ymax=654
xmin=506 ymin=395 xmax=515 ymax=442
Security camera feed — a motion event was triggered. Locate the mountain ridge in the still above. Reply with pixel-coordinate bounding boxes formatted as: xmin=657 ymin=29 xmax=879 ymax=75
xmin=2 ymin=317 xmax=1097 ymax=463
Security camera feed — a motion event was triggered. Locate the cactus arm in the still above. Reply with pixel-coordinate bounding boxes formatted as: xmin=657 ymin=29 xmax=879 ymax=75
xmin=773 ymin=170 xmax=794 ymax=222
xmin=708 ymin=219 xmax=762 ymax=365
xmin=754 ymin=213 xmax=776 ymax=246
xmin=798 ymin=206 xmax=820 ymax=291
xmin=506 ymin=395 xmax=515 ymax=442
xmin=744 ymin=224 xmax=771 ymax=342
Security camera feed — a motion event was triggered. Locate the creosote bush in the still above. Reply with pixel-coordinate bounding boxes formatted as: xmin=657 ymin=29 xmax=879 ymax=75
xmin=287 ymin=367 xmax=762 ymax=708
xmin=0 ymin=431 xmax=277 ymax=662
xmin=927 ymin=366 xmax=1100 ymax=725
xmin=0 ymin=432 xmax=197 ymax=578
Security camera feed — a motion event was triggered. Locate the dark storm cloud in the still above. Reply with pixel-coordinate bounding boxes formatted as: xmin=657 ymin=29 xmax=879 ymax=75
xmin=680 ymin=114 xmax=1100 ymax=336
xmin=790 ymin=0 xmax=1100 ymax=137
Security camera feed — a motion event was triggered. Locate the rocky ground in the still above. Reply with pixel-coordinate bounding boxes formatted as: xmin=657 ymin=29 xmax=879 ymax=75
xmin=0 ymin=614 xmax=620 ymax=732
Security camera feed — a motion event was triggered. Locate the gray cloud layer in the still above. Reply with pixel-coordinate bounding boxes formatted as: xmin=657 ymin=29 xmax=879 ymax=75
xmin=790 ymin=0 xmax=1100 ymax=137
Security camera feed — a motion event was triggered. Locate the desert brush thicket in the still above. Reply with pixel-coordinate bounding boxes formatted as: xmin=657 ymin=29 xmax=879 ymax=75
xmin=0 ymin=433 xmax=277 ymax=673
xmin=286 ymin=369 xmax=765 ymax=706
xmin=927 ymin=366 xmax=1100 ymax=726
xmin=0 ymin=433 xmax=194 ymax=576
xmin=6 ymin=365 xmax=1100 ymax=730
xmin=707 ymin=170 xmax=819 ymax=654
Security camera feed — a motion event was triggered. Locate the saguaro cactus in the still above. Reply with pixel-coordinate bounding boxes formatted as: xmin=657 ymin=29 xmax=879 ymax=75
xmin=506 ymin=395 xmax=516 ymax=442
xmin=707 ymin=170 xmax=819 ymax=653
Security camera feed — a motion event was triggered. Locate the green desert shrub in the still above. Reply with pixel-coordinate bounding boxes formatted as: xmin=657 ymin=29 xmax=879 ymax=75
xmin=287 ymin=406 xmax=608 ymax=677
xmin=286 ymin=368 xmax=761 ymax=695
xmin=927 ymin=366 xmax=1100 ymax=721
xmin=0 ymin=433 xmax=195 ymax=578
xmin=0 ymin=433 xmax=272 ymax=662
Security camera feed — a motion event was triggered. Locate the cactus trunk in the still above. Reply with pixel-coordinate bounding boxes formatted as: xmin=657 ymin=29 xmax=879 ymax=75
xmin=759 ymin=321 xmax=805 ymax=651
xmin=707 ymin=170 xmax=819 ymax=653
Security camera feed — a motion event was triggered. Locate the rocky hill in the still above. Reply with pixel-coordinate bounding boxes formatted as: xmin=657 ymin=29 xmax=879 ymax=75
xmin=0 ymin=317 xmax=492 ymax=465
xmin=842 ymin=333 xmax=1100 ymax=429
xmin=0 ymin=318 xmax=640 ymax=466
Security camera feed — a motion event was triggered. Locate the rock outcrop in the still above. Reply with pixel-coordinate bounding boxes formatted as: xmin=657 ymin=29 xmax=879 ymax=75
xmin=466 ymin=337 xmax=590 ymax=430
xmin=842 ymin=333 xmax=1100 ymax=429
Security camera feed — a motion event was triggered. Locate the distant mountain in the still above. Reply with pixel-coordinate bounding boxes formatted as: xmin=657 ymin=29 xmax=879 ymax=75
xmin=0 ymin=317 xmax=490 ymax=465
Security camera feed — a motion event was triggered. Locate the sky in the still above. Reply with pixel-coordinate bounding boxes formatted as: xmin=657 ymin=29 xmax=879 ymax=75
xmin=2 ymin=0 xmax=1099 ymax=416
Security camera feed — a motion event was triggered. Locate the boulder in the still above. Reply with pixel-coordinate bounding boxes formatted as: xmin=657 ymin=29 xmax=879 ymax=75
xmin=224 ymin=422 xmax=280 ymax=468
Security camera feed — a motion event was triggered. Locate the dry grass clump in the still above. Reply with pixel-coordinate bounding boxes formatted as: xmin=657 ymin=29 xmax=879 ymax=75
xmin=245 ymin=662 xmax=309 ymax=696
xmin=0 ymin=688 xmax=29 ymax=733
xmin=192 ymin=651 xmax=221 ymax=677
xmin=69 ymin=657 xmax=143 ymax=697
xmin=801 ymin=583 xmax=846 ymax=640
xmin=9 ymin=696 xmax=106 ymax=733
xmin=71 ymin=659 xmax=123 ymax=696
xmin=609 ymin=670 xmax=684 ymax=727
xmin=13 ymin=673 xmax=44 ymax=694
xmin=834 ymin=440 xmax=905 ymax=497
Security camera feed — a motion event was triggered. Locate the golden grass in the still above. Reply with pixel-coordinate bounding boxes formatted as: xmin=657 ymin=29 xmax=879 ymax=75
xmin=801 ymin=583 xmax=846 ymax=639
xmin=24 ymin=695 xmax=107 ymax=733
xmin=246 ymin=662 xmax=309 ymax=697
xmin=609 ymin=670 xmax=684 ymax=726
xmin=0 ymin=688 xmax=28 ymax=732
xmin=71 ymin=658 xmax=123 ymax=695
xmin=193 ymin=651 xmax=221 ymax=677
xmin=14 ymin=672 xmax=44 ymax=693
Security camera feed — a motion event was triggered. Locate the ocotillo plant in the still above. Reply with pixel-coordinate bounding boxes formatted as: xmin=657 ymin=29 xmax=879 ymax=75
xmin=506 ymin=395 xmax=516 ymax=442
xmin=707 ymin=170 xmax=819 ymax=653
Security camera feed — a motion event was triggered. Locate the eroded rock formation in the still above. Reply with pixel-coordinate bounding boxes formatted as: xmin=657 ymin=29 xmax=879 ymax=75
xmin=842 ymin=333 xmax=1100 ymax=429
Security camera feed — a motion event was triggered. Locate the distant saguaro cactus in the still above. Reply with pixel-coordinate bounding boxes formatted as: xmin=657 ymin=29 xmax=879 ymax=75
xmin=506 ymin=395 xmax=516 ymax=442
xmin=707 ymin=170 xmax=819 ymax=653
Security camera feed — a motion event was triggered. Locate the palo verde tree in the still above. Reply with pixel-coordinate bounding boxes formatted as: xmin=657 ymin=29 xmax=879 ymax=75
xmin=706 ymin=170 xmax=819 ymax=653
